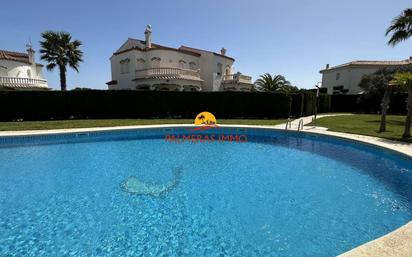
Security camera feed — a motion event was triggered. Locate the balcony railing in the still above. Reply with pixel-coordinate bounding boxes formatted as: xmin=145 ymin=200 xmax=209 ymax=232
xmin=135 ymin=67 xmax=201 ymax=79
xmin=223 ymin=73 xmax=252 ymax=84
xmin=0 ymin=76 xmax=48 ymax=88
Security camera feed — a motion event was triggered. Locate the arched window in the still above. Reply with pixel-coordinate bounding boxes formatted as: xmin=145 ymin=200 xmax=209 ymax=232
xmin=27 ymin=69 xmax=31 ymax=78
xmin=189 ymin=62 xmax=197 ymax=70
xmin=217 ymin=63 xmax=223 ymax=76
xmin=136 ymin=58 xmax=146 ymax=70
xmin=179 ymin=60 xmax=186 ymax=69
xmin=151 ymin=57 xmax=161 ymax=68
xmin=120 ymin=58 xmax=130 ymax=73
xmin=225 ymin=65 xmax=231 ymax=75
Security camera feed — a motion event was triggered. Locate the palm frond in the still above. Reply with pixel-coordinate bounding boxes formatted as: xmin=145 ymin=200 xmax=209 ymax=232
xmin=39 ymin=31 xmax=83 ymax=90
xmin=386 ymin=8 xmax=412 ymax=46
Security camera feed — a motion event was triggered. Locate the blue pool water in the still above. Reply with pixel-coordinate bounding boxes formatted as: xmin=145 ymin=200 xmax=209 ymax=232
xmin=0 ymin=127 xmax=411 ymax=257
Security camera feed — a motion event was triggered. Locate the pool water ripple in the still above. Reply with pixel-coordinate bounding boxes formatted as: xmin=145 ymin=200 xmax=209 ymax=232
xmin=0 ymin=128 xmax=411 ymax=256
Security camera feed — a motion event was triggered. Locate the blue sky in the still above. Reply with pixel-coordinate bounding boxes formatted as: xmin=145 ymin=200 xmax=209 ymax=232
xmin=1 ymin=0 xmax=411 ymax=90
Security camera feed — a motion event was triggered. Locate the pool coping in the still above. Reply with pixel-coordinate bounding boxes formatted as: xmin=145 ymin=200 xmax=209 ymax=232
xmin=0 ymin=121 xmax=411 ymax=256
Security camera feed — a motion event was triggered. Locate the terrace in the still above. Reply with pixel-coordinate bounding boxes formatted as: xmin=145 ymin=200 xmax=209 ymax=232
xmin=0 ymin=76 xmax=48 ymax=89
xmin=222 ymin=73 xmax=254 ymax=91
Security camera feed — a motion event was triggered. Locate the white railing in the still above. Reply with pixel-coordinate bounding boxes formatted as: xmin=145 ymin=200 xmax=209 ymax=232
xmin=0 ymin=76 xmax=48 ymax=88
xmin=135 ymin=67 xmax=201 ymax=79
xmin=223 ymin=73 xmax=252 ymax=84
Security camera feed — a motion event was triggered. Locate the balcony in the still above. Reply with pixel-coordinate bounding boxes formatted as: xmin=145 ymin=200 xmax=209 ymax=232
xmin=0 ymin=76 xmax=48 ymax=89
xmin=222 ymin=73 xmax=253 ymax=84
xmin=134 ymin=67 xmax=202 ymax=81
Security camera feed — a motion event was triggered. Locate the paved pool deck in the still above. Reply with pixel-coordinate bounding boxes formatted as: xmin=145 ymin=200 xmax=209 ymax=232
xmin=0 ymin=114 xmax=411 ymax=256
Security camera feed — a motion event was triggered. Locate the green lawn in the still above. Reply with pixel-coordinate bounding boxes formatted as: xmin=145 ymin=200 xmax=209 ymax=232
xmin=311 ymin=114 xmax=411 ymax=142
xmin=0 ymin=119 xmax=286 ymax=131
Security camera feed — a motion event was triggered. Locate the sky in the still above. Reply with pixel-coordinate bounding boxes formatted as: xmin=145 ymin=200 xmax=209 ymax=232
xmin=1 ymin=0 xmax=411 ymax=90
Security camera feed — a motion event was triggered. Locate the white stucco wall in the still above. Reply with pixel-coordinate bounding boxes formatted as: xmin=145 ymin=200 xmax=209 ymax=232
xmin=109 ymin=47 xmax=235 ymax=91
xmin=109 ymin=49 xmax=201 ymax=90
xmin=0 ymin=60 xmax=45 ymax=80
xmin=195 ymin=50 xmax=233 ymax=91
xmin=321 ymin=66 xmax=388 ymax=94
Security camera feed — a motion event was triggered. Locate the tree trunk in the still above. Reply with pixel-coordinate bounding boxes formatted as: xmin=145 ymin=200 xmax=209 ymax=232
xmin=403 ymin=89 xmax=412 ymax=138
xmin=59 ymin=65 xmax=67 ymax=91
xmin=379 ymin=87 xmax=391 ymax=132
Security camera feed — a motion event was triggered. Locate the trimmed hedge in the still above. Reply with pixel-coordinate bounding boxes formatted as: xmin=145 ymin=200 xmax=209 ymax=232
xmin=330 ymin=95 xmax=359 ymax=113
xmin=330 ymin=94 xmax=408 ymax=114
xmin=318 ymin=95 xmax=332 ymax=113
xmin=0 ymin=90 xmax=339 ymax=121
xmin=0 ymin=91 xmax=293 ymax=121
xmin=302 ymin=92 xmax=316 ymax=116
xmin=290 ymin=93 xmax=304 ymax=117
xmin=289 ymin=93 xmax=331 ymax=118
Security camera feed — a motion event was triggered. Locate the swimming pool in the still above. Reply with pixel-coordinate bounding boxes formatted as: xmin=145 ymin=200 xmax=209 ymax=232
xmin=0 ymin=127 xmax=411 ymax=257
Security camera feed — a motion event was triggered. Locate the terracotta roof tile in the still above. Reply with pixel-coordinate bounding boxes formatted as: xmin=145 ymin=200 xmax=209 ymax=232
xmin=179 ymin=46 xmax=235 ymax=61
xmin=320 ymin=58 xmax=412 ymax=72
xmin=0 ymin=50 xmax=30 ymax=64
xmin=114 ymin=39 xmax=207 ymax=57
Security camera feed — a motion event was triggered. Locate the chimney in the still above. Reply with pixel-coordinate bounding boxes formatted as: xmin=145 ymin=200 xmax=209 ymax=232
xmin=144 ymin=25 xmax=152 ymax=48
xmin=325 ymin=64 xmax=330 ymax=69
xmin=220 ymin=47 xmax=227 ymax=56
xmin=27 ymin=46 xmax=35 ymax=64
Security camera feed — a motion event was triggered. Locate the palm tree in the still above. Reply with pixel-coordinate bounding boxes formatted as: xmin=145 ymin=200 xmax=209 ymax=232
xmin=390 ymin=72 xmax=412 ymax=138
xmin=39 ymin=31 xmax=83 ymax=91
xmin=386 ymin=8 xmax=412 ymax=46
xmin=254 ymin=73 xmax=292 ymax=92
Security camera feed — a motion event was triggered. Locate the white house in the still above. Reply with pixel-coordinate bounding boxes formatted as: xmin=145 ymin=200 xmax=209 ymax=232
xmin=107 ymin=25 xmax=253 ymax=91
xmin=0 ymin=47 xmax=48 ymax=90
xmin=319 ymin=58 xmax=412 ymax=94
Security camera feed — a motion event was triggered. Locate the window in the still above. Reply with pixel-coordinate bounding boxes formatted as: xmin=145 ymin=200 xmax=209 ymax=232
xmin=336 ymin=73 xmax=340 ymax=80
xmin=27 ymin=69 xmax=31 ymax=78
xmin=0 ymin=66 xmax=7 ymax=76
xmin=217 ymin=63 xmax=223 ymax=76
xmin=120 ymin=58 xmax=130 ymax=73
xmin=225 ymin=65 xmax=230 ymax=75
xmin=136 ymin=58 xmax=146 ymax=70
xmin=189 ymin=62 xmax=197 ymax=70
xmin=151 ymin=57 xmax=161 ymax=68
xmin=179 ymin=60 xmax=186 ymax=69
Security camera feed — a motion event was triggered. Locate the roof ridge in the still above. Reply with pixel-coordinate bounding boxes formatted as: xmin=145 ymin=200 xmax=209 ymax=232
xmin=320 ymin=58 xmax=412 ymax=73
xmin=351 ymin=59 xmax=409 ymax=62
xmin=0 ymin=49 xmax=28 ymax=56
xmin=179 ymin=45 xmax=235 ymax=61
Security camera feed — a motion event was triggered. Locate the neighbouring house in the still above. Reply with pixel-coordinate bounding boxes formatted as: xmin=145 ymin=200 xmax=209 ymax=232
xmin=107 ymin=25 xmax=253 ymax=91
xmin=0 ymin=47 xmax=48 ymax=90
xmin=319 ymin=57 xmax=412 ymax=94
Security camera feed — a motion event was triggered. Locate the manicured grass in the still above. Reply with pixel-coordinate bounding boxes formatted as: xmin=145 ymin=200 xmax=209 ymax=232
xmin=0 ymin=119 xmax=286 ymax=131
xmin=311 ymin=114 xmax=411 ymax=142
